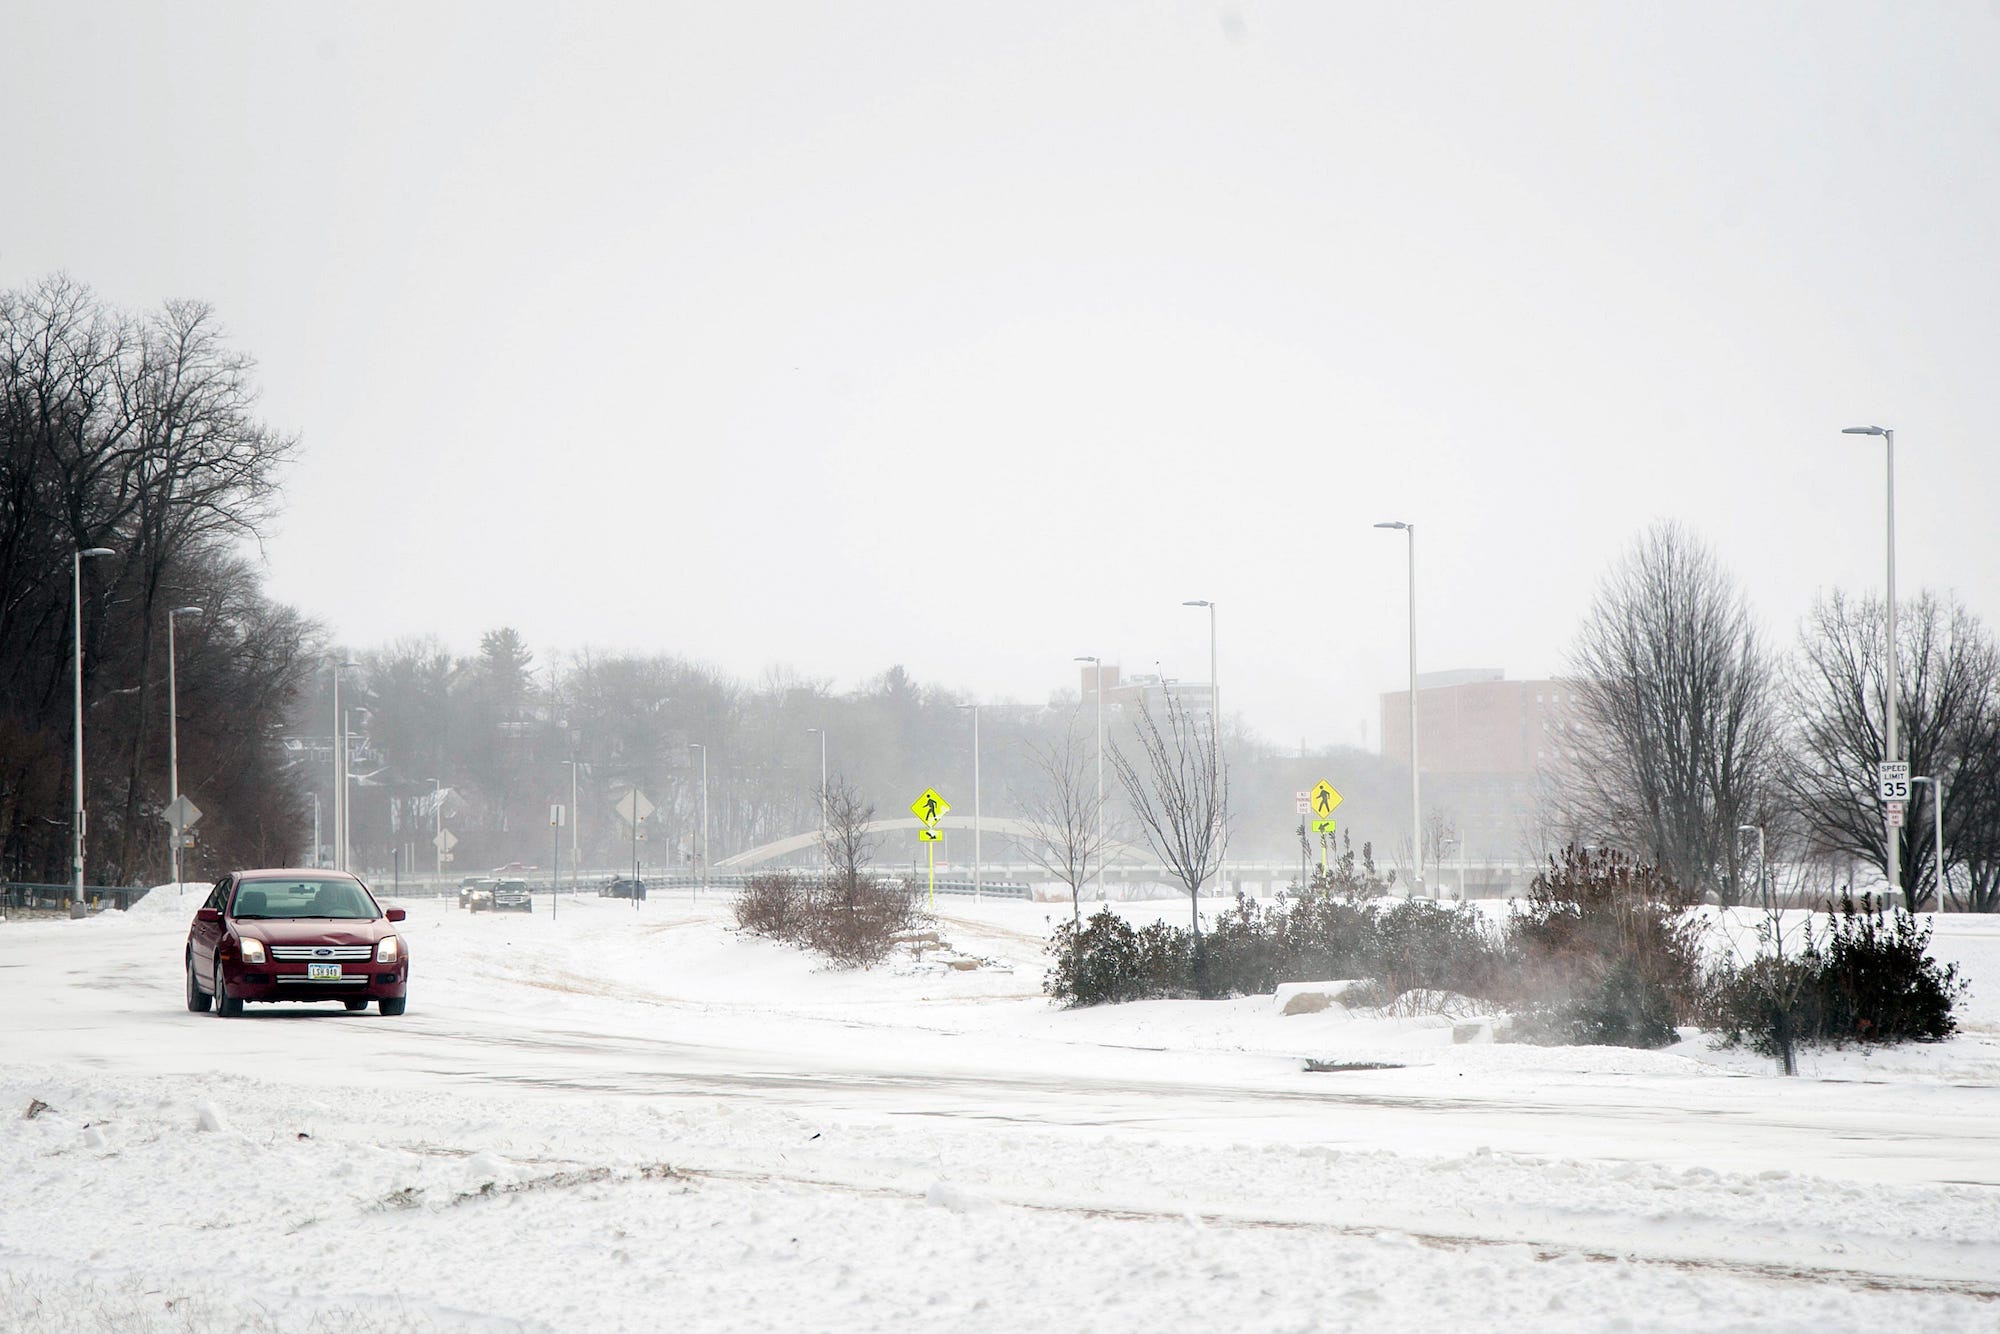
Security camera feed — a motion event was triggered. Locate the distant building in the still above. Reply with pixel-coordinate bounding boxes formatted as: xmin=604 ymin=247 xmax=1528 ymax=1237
xmin=1081 ymin=664 xmax=1215 ymax=727
xmin=1379 ymin=669 xmax=1577 ymax=857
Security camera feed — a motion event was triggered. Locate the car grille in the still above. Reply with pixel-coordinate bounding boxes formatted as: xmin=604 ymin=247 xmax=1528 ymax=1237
xmin=270 ymin=945 xmax=374 ymax=961
xmin=276 ymin=974 xmax=367 ymax=986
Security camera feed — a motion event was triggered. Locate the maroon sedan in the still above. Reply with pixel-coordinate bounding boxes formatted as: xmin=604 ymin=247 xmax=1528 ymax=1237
xmin=186 ymin=870 xmax=410 ymax=1017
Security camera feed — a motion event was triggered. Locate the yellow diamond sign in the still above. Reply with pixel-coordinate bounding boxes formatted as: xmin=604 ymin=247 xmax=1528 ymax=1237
xmin=1310 ymin=780 xmax=1342 ymax=818
xmin=911 ymin=787 xmax=950 ymax=824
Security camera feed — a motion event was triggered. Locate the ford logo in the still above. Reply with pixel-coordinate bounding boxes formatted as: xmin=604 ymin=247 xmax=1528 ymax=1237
xmin=314 ymin=947 xmax=333 ymax=957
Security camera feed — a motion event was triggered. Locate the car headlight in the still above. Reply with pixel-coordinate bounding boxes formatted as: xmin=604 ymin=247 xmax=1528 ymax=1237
xmin=376 ymin=936 xmax=401 ymax=964
xmin=239 ymin=937 xmax=267 ymax=965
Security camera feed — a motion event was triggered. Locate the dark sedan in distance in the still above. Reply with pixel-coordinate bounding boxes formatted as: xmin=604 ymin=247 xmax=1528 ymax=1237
xmin=186 ymin=870 xmax=409 ymax=1017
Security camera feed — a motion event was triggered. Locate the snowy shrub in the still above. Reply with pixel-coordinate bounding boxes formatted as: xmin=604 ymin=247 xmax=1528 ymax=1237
xmin=1511 ymin=957 xmax=1681 ymax=1048
xmin=734 ymin=872 xmax=808 ymax=939
xmin=1045 ymin=892 xmax=1504 ymax=1007
xmin=1045 ymin=908 xmax=1145 ymax=1005
xmin=1501 ymin=846 xmax=1704 ymax=1048
xmin=733 ymin=870 xmax=920 ymax=969
xmin=1701 ymin=891 xmax=1967 ymax=1055
xmin=805 ymin=871 xmax=921 ymax=969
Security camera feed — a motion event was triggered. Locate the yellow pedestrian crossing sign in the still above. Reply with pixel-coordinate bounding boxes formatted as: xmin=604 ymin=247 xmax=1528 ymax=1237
xmin=1310 ymin=780 xmax=1342 ymax=818
xmin=1311 ymin=818 xmax=1337 ymax=834
xmin=911 ymin=787 xmax=950 ymax=824
xmin=919 ymin=828 xmax=942 ymax=843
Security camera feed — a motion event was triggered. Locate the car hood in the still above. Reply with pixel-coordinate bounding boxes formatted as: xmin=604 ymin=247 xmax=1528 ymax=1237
xmin=238 ymin=920 xmax=389 ymax=946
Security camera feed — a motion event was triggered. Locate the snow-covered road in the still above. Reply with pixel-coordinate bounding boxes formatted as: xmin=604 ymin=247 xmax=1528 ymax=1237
xmin=3 ymin=888 xmax=1997 ymax=1331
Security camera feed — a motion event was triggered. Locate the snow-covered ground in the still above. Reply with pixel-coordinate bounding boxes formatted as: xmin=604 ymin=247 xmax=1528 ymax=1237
xmin=3 ymin=886 xmax=1997 ymax=1331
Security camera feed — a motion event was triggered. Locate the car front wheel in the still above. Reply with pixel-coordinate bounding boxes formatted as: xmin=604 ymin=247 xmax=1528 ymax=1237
xmin=378 ymin=996 xmax=407 ymax=1016
xmin=344 ymin=999 xmax=369 ymax=1011
xmin=185 ymin=956 xmax=211 ymax=1013
xmin=213 ymin=966 xmax=243 ymax=1018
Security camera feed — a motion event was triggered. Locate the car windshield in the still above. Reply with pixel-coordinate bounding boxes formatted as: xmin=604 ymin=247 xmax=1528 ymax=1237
xmin=232 ymin=878 xmax=377 ymax=920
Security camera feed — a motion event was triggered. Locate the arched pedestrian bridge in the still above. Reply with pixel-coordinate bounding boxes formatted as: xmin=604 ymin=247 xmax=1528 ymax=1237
xmin=713 ymin=817 xmax=1149 ymax=871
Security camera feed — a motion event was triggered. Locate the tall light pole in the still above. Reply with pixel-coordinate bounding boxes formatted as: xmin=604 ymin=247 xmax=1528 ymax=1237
xmin=956 ymin=704 xmax=983 ymax=901
xmin=688 ymin=743 xmax=709 ymax=898
xmin=1737 ymin=824 xmax=1768 ymax=914
xmin=71 ymin=546 xmax=116 ymax=909
xmin=806 ymin=727 xmax=829 ymax=870
xmin=165 ymin=605 xmax=202 ymax=889
xmin=1183 ymin=600 xmax=1223 ymax=898
xmin=1842 ymin=425 xmax=1900 ymax=899
xmin=331 ymin=660 xmax=360 ymax=872
xmin=1375 ymin=520 xmax=1422 ymax=894
xmin=562 ymin=759 xmax=580 ymax=895
xmin=1073 ymin=656 xmax=1105 ymax=900
xmin=1911 ymin=776 xmax=1947 ymax=912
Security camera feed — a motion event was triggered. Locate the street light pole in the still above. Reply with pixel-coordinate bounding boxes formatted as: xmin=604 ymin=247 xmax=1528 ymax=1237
xmin=689 ymin=743 xmax=708 ymax=898
xmin=562 ymin=759 xmax=580 ymax=896
xmin=955 ymin=704 xmax=984 ymax=901
xmin=807 ymin=727 xmax=829 ymax=871
xmin=1375 ymin=521 xmax=1421 ymax=895
xmin=166 ymin=605 xmax=202 ymax=889
xmin=1843 ymin=425 xmax=1900 ymax=899
xmin=1074 ymin=656 xmax=1105 ymax=901
xmin=71 ymin=546 xmax=115 ymax=909
xmin=1183 ymin=600 xmax=1222 ymax=898
xmin=1911 ymin=776 xmax=1947 ymax=912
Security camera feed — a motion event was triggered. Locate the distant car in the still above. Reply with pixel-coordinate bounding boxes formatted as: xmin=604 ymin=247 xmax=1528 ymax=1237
xmin=601 ymin=877 xmax=647 ymax=900
xmin=488 ymin=879 xmax=533 ymax=913
xmin=458 ymin=876 xmax=494 ymax=910
xmin=185 ymin=869 xmax=409 ymax=1017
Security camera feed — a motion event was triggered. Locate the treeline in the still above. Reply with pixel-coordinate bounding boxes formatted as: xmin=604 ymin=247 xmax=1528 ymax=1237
xmin=0 ymin=276 xmax=315 ymax=885
xmin=310 ymin=642 xmax=1399 ymax=881
xmin=1549 ymin=522 xmax=2000 ymax=912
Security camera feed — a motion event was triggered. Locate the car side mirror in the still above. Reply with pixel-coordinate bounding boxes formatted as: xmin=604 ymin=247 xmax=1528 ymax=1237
xmin=196 ymin=907 xmax=221 ymax=924
xmin=386 ymin=907 xmax=407 ymax=922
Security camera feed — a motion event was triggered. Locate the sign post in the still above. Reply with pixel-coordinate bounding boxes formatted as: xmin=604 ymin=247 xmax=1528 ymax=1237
xmin=911 ymin=787 xmax=950 ymax=908
xmin=615 ymin=789 xmax=654 ymax=909
xmin=162 ymin=796 xmax=202 ymax=891
xmin=549 ymin=804 xmax=566 ymax=921
xmin=1309 ymin=780 xmax=1343 ymax=882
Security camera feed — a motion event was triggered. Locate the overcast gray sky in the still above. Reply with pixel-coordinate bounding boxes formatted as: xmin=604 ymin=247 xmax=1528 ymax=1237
xmin=7 ymin=1 xmax=1996 ymax=750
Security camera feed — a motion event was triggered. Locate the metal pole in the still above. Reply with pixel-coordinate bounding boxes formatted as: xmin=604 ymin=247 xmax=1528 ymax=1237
xmin=689 ymin=743 xmax=708 ymax=900
xmin=432 ymin=779 xmax=443 ymax=883
xmin=71 ymin=552 xmax=85 ymax=907
xmin=1884 ymin=429 xmax=1901 ymax=899
xmin=964 ymin=704 xmax=972 ymax=904
xmin=331 ymin=666 xmax=342 ymax=872
xmin=341 ymin=707 xmax=353 ymax=874
xmin=569 ymin=761 xmax=579 ymax=897
xmin=312 ymin=793 xmax=321 ymax=867
xmin=1407 ymin=525 xmax=1420 ymax=896
xmin=809 ymin=727 xmax=828 ymax=871
xmin=70 ymin=547 xmax=114 ymax=909
xmin=1209 ymin=603 xmax=1221 ymax=898
xmin=1095 ymin=665 xmax=1104 ymax=900
xmin=552 ymin=805 xmax=561 ymax=921
xmin=167 ymin=609 xmax=182 ymax=889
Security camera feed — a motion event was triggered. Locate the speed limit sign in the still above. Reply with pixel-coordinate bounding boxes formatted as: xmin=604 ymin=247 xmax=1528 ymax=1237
xmin=1878 ymin=762 xmax=1911 ymax=802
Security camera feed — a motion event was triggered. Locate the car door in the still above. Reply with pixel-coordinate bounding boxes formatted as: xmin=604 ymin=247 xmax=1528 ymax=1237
xmin=189 ymin=877 xmax=230 ymax=978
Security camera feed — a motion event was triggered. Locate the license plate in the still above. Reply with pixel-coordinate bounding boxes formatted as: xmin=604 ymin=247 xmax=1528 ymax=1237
xmin=307 ymin=962 xmax=342 ymax=980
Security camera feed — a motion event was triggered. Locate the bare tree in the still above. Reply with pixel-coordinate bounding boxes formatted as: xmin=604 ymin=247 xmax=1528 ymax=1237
xmin=1781 ymin=591 xmax=2000 ymax=912
xmin=817 ymin=777 xmax=877 ymax=886
xmin=1556 ymin=522 xmax=1778 ymax=905
xmin=1110 ymin=691 xmax=1226 ymax=936
xmin=1014 ymin=718 xmax=1105 ymax=923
